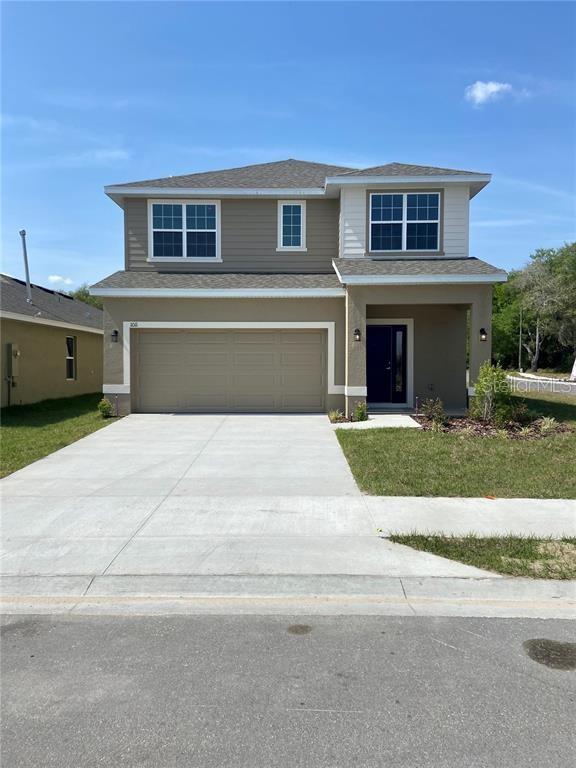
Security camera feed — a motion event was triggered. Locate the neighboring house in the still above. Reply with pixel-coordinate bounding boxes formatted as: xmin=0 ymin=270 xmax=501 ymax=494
xmin=90 ymin=159 xmax=506 ymax=416
xmin=1 ymin=274 xmax=103 ymax=407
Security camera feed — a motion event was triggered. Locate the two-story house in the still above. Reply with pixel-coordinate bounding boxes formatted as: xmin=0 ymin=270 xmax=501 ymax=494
xmin=90 ymin=159 xmax=506 ymax=416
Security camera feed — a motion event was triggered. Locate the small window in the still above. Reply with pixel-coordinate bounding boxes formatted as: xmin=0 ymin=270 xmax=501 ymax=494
xmin=150 ymin=201 xmax=220 ymax=260
xmin=370 ymin=192 xmax=440 ymax=252
xmin=277 ymin=201 xmax=306 ymax=251
xmin=65 ymin=336 xmax=76 ymax=380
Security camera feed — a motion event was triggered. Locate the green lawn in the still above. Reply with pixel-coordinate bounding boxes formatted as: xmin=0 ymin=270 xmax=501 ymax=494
xmin=337 ymin=392 xmax=576 ymax=498
xmin=1 ymin=393 xmax=115 ymax=478
xmin=390 ymin=534 xmax=576 ymax=579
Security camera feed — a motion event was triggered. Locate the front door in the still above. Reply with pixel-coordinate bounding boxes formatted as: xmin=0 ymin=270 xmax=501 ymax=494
xmin=366 ymin=325 xmax=407 ymax=405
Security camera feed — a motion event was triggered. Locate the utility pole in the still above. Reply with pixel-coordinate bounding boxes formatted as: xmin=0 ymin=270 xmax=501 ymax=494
xmin=19 ymin=229 xmax=32 ymax=303
xmin=518 ymin=302 xmax=523 ymax=373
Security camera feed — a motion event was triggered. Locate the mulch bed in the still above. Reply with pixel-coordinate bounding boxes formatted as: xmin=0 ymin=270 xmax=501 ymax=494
xmin=414 ymin=415 xmax=571 ymax=439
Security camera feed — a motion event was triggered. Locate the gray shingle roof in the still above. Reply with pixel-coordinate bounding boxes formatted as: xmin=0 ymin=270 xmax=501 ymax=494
xmin=90 ymin=271 xmax=343 ymax=291
xmin=336 ymin=162 xmax=485 ymax=178
xmin=109 ymin=159 xmax=487 ymax=191
xmin=333 ymin=258 xmax=507 ymax=280
xmin=1 ymin=274 xmax=103 ymax=330
xmin=112 ymin=159 xmax=355 ymax=190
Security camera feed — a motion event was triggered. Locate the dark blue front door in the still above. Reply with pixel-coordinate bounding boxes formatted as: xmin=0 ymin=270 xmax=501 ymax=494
xmin=366 ymin=325 xmax=407 ymax=404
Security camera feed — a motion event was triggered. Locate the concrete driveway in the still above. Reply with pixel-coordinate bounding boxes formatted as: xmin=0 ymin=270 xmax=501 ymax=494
xmin=1 ymin=414 xmax=490 ymax=583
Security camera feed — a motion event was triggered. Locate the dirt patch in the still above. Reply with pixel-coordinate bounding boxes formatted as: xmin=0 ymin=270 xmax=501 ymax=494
xmin=501 ymin=541 xmax=576 ymax=579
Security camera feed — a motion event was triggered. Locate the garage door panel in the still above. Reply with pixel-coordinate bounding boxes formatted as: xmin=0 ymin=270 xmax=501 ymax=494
xmin=136 ymin=329 xmax=326 ymax=413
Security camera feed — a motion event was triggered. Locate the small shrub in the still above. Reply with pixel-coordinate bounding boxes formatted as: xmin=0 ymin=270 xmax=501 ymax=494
xmin=328 ymin=409 xmax=345 ymax=424
xmin=459 ymin=425 xmax=476 ymax=438
xmin=495 ymin=429 xmax=509 ymax=440
xmin=470 ymin=362 xmax=512 ymax=424
xmin=421 ymin=397 xmax=446 ymax=424
xmin=519 ymin=426 xmax=533 ymax=439
xmin=539 ymin=416 xmax=557 ymax=435
xmin=97 ymin=397 xmax=114 ymax=419
xmin=429 ymin=420 xmax=445 ymax=433
xmin=352 ymin=401 xmax=368 ymax=422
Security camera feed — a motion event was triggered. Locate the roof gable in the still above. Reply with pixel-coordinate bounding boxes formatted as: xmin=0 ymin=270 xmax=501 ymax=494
xmin=112 ymin=159 xmax=355 ymax=190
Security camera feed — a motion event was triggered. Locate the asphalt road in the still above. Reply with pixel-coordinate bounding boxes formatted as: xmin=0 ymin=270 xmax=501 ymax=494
xmin=2 ymin=615 xmax=575 ymax=767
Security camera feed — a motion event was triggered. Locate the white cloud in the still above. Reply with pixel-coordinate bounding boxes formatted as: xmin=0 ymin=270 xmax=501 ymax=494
xmin=465 ymin=81 xmax=514 ymax=107
xmin=48 ymin=275 xmax=74 ymax=286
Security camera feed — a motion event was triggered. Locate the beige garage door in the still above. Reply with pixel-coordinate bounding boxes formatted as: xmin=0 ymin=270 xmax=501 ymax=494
xmin=135 ymin=329 xmax=326 ymax=413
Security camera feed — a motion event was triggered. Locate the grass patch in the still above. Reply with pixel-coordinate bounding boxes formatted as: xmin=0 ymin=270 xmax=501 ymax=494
xmin=337 ymin=392 xmax=576 ymax=498
xmin=390 ymin=534 xmax=576 ymax=579
xmin=1 ymin=393 xmax=116 ymax=478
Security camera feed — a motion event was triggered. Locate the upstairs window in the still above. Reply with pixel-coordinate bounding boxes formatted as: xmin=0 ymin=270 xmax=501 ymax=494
xmin=277 ymin=201 xmax=307 ymax=251
xmin=149 ymin=201 xmax=220 ymax=260
xmin=370 ymin=192 xmax=440 ymax=252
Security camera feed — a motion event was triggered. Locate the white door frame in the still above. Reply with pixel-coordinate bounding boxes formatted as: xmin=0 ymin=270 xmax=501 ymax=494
xmin=366 ymin=319 xmax=414 ymax=409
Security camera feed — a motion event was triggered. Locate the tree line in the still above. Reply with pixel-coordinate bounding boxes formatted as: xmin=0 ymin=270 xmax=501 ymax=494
xmin=492 ymin=242 xmax=576 ymax=378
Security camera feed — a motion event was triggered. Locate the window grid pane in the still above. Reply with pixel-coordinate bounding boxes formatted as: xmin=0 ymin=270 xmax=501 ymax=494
xmin=153 ymin=231 xmax=183 ymax=258
xmin=186 ymin=204 xmax=216 ymax=231
xmin=282 ymin=204 xmax=302 ymax=247
xmin=371 ymin=194 xmax=403 ymax=222
xmin=152 ymin=204 xmax=182 ymax=230
xmin=187 ymin=231 xmax=216 ymax=258
xmin=406 ymin=223 xmax=438 ymax=250
xmin=406 ymin=193 xmax=439 ymax=222
xmin=371 ymin=223 xmax=402 ymax=251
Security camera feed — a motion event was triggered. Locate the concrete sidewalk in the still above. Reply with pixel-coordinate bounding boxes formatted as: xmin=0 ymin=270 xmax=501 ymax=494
xmin=365 ymin=496 xmax=576 ymax=537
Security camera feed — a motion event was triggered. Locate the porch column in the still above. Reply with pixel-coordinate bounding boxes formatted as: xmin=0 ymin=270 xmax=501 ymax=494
xmin=345 ymin=287 xmax=366 ymax=416
xmin=469 ymin=287 xmax=493 ymax=388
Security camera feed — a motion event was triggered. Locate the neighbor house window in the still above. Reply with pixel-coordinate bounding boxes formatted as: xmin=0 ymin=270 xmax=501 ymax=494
xmin=149 ymin=200 xmax=220 ymax=260
xmin=370 ymin=193 xmax=440 ymax=252
xmin=65 ymin=336 xmax=76 ymax=380
xmin=277 ymin=201 xmax=306 ymax=251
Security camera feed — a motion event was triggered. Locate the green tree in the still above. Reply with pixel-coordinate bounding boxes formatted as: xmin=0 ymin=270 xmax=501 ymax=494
xmin=68 ymin=283 xmax=103 ymax=310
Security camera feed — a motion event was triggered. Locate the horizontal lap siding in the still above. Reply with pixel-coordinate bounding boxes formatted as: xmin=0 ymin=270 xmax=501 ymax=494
xmin=442 ymin=185 xmax=469 ymax=257
xmin=125 ymin=198 xmax=338 ymax=272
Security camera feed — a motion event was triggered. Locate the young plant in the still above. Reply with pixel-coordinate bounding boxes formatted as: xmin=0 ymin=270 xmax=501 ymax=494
xmin=97 ymin=397 xmax=114 ymax=419
xmin=328 ymin=409 xmax=345 ymax=424
xmin=353 ymin=401 xmax=368 ymax=422
xmin=470 ymin=362 xmax=512 ymax=424
xmin=421 ymin=397 xmax=446 ymax=424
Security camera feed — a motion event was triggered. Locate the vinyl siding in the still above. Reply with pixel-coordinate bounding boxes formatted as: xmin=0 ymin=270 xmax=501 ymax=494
xmin=125 ymin=198 xmax=338 ymax=272
xmin=339 ymin=183 xmax=471 ymax=259
xmin=339 ymin=187 xmax=366 ymax=258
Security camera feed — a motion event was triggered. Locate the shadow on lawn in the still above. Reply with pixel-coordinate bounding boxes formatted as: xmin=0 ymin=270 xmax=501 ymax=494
xmin=1 ymin=393 xmax=103 ymax=429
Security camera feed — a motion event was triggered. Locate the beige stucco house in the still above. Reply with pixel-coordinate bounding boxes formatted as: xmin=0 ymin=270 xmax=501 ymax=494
xmin=1 ymin=274 xmax=103 ymax=407
xmin=90 ymin=160 xmax=506 ymax=416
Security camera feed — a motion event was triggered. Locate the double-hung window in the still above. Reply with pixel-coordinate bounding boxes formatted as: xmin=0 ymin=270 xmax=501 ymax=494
xmin=370 ymin=193 xmax=440 ymax=252
xmin=277 ymin=201 xmax=306 ymax=251
xmin=150 ymin=201 xmax=220 ymax=260
xmin=65 ymin=336 xmax=76 ymax=380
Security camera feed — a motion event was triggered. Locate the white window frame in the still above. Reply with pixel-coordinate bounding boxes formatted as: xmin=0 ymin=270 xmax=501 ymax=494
xmin=277 ymin=200 xmax=307 ymax=252
xmin=147 ymin=199 xmax=222 ymax=262
xmin=65 ymin=335 xmax=77 ymax=381
xmin=369 ymin=192 xmax=440 ymax=253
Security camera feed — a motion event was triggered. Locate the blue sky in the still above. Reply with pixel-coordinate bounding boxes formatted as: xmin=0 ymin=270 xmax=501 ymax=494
xmin=2 ymin=1 xmax=575 ymax=288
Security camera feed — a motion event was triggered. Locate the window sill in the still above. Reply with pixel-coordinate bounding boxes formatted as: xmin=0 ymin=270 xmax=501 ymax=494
xmin=367 ymin=250 xmax=444 ymax=257
xmin=275 ymin=247 xmax=308 ymax=253
xmin=146 ymin=258 xmax=223 ymax=263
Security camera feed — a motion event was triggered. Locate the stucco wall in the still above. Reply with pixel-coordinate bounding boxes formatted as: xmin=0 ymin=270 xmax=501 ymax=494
xmin=1 ymin=319 xmax=103 ymax=407
xmin=103 ymin=297 xmax=346 ymax=413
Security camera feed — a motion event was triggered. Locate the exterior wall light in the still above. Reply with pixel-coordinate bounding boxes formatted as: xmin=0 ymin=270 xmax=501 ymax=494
xmin=354 ymin=328 xmax=362 ymax=342
xmin=111 ymin=329 xmax=119 ymax=343
xmin=479 ymin=328 xmax=488 ymax=342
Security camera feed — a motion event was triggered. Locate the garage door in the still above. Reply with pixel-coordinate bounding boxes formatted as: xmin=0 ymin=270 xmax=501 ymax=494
xmin=135 ymin=329 xmax=326 ymax=413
